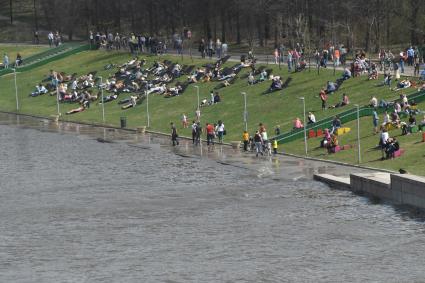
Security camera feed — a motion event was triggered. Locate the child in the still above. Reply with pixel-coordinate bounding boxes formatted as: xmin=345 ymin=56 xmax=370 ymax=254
xmin=242 ymin=131 xmax=249 ymax=151
xmin=272 ymin=138 xmax=278 ymax=154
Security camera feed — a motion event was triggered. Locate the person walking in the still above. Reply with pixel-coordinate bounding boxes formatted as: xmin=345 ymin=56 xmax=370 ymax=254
xmin=254 ymin=130 xmax=263 ymax=157
xmin=191 ymin=120 xmax=197 ymax=144
xmin=199 ymin=39 xmax=206 ymax=58
xmin=195 ymin=122 xmax=202 ymax=146
xmin=170 ymin=122 xmax=179 ymax=146
xmin=206 ymin=123 xmax=215 ymax=146
xmin=272 ymin=139 xmax=278 ymax=154
xmin=181 ymin=113 xmax=188 ymax=128
xmin=242 ymin=130 xmax=249 ymax=151
xmin=215 ymin=120 xmax=225 ymax=143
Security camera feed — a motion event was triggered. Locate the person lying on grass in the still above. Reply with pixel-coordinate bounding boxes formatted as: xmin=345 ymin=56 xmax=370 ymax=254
xmin=393 ymin=80 xmax=411 ymax=91
xmin=29 ymin=84 xmax=48 ymax=97
xmin=164 ymin=85 xmax=184 ymax=97
xmin=121 ymin=95 xmax=139 ymax=109
xmin=66 ymin=101 xmax=89 ymax=115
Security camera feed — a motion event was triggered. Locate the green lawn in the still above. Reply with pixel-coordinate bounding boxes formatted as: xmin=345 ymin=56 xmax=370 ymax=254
xmin=0 ymin=44 xmax=49 ymax=60
xmin=0 ymin=49 xmax=423 ymax=174
xmin=283 ymin=103 xmax=425 ymax=175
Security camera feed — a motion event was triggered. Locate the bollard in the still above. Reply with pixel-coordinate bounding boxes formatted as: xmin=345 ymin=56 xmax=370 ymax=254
xmin=120 ymin=116 xmax=127 ymax=128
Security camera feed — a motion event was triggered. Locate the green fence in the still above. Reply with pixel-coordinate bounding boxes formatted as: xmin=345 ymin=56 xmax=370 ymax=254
xmin=0 ymin=43 xmax=91 ymax=77
xmin=275 ymin=90 xmax=425 ymax=144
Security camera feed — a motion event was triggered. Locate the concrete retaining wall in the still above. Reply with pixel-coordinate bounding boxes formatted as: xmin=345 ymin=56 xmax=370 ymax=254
xmin=315 ymin=172 xmax=425 ymax=210
xmin=313 ymin=174 xmax=351 ymax=190
xmin=350 ymin=173 xmax=392 ymax=201
xmin=391 ymin=174 xmax=425 ymax=208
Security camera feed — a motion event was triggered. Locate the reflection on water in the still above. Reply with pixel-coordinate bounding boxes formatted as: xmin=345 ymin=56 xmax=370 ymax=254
xmin=0 ymin=113 xmax=424 ymax=282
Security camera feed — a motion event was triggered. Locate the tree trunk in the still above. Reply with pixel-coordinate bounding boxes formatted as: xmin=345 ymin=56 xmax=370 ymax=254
xmin=221 ymin=10 xmax=226 ymax=42
xmin=9 ymin=0 xmax=13 ymax=24
xmin=236 ymin=10 xmax=241 ymax=44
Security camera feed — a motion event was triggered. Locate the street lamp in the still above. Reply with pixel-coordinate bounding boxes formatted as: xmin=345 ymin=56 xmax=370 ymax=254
xmin=98 ymin=76 xmax=105 ymax=123
xmin=146 ymin=83 xmax=150 ymax=128
xmin=194 ymin=85 xmax=200 ymax=122
xmin=299 ymin=97 xmax=308 ymax=156
xmin=355 ymin=104 xmax=361 ymax=164
xmin=194 ymin=85 xmax=200 ymax=108
xmin=13 ymin=68 xmax=19 ymax=111
xmin=241 ymin=92 xmax=248 ymax=132
xmin=54 ymin=74 xmax=60 ymax=116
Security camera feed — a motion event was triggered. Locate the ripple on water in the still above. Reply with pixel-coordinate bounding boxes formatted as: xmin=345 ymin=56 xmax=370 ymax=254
xmin=0 ymin=120 xmax=425 ymax=282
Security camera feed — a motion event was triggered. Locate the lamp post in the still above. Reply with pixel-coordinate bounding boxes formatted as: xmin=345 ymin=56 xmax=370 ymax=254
xmin=299 ymin=97 xmax=308 ymax=156
xmin=355 ymin=104 xmax=361 ymax=164
xmin=194 ymin=85 xmax=200 ymax=108
xmin=146 ymin=83 xmax=150 ymax=128
xmin=241 ymin=92 xmax=248 ymax=132
xmin=13 ymin=68 xmax=19 ymax=111
xmin=194 ymin=85 xmax=200 ymax=123
xmin=98 ymin=76 xmax=105 ymax=123
xmin=54 ymin=75 xmax=60 ymax=116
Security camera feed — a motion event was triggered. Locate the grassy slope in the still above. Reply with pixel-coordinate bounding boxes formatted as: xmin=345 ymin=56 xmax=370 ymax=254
xmin=283 ymin=102 xmax=425 ymax=175
xmin=0 ymin=44 xmax=48 ymax=59
xmin=0 ymin=49 xmax=422 ymax=173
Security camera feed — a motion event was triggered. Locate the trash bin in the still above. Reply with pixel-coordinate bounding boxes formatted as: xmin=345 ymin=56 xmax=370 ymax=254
xmin=120 ymin=117 xmax=127 ymax=128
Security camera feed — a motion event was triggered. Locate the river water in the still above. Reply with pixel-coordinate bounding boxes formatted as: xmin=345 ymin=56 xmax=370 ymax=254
xmin=0 ymin=114 xmax=424 ymax=283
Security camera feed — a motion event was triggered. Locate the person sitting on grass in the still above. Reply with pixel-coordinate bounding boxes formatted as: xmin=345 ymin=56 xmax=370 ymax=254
xmin=327 ymin=134 xmax=339 ymax=153
xmin=368 ymin=63 xmax=378 ymax=80
xmin=329 ymin=93 xmax=349 ymax=108
xmin=407 ymin=114 xmax=417 ymax=133
xmin=213 ymin=92 xmax=221 ymax=104
xmin=293 ymin=117 xmax=303 ymax=129
xmin=385 ymin=137 xmax=400 ymax=159
xmin=267 ymin=76 xmax=283 ymax=93
xmin=15 ymin=53 xmax=23 ymax=66
xmin=30 ymin=84 xmax=48 ymax=97
xmin=390 ymin=110 xmax=401 ymax=128
xmin=308 ymin=112 xmax=316 ymax=124
xmin=341 ymin=67 xmax=352 ymax=80
xmin=259 ymin=69 xmax=268 ymax=82
xmin=320 ymin=128 xmax=331 ymax=148
xmin=383 ymin=73 xmax=392 ymax=88
xmin=369 ymin=96 xmax=378 ymax=108
xmin=248 ymin=72 xmax=256 ymax=85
